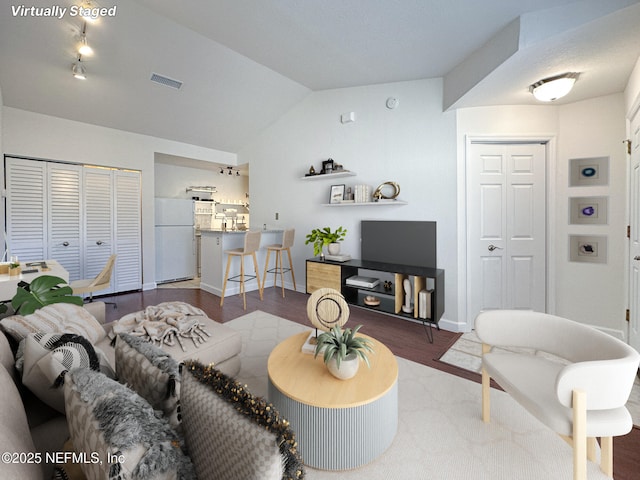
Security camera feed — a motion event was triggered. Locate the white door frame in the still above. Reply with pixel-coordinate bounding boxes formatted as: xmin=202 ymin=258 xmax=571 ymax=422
xmin=457 ymin=135 xmax=557 ymax=330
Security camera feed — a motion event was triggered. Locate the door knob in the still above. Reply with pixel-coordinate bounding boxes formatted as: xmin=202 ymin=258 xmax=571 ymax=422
xmin=634 ymin=256 xmax=640 ymax=261
xmin=62 ymin=241 xmax=69 ymax=247
xmin=96 ymin=240 xmax=103 ymax=245
xmin=488 ymin=244 xmax=503 ymax=252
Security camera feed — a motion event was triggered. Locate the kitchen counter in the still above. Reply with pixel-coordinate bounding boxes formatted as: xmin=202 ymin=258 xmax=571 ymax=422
xmin=199 ymin=229 xmax=283 ymax=298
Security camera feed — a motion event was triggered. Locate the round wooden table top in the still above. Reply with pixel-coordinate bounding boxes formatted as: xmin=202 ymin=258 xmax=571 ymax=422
xmin=267 ymin=331 xmax=398 ymax=409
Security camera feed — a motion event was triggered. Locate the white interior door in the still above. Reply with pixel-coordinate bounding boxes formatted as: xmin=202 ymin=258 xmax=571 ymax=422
xmin=628 ymin=108 xmax=640 ymax=352
xmin=467 ymin=142 xmax=547 ymax=324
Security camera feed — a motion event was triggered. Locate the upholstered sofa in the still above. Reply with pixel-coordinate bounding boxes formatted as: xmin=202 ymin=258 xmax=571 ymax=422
xmin=0 ymin=301 xmax=243 ymax=479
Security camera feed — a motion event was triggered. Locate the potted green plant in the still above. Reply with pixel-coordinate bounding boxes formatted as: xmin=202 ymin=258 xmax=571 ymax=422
xmin=305 ymin=226 xmax=347 ymax=257
xmin=0 ymin=275 xmax=84 ymax=316
xmin=314 ymin=324 xmax=373 ymax=380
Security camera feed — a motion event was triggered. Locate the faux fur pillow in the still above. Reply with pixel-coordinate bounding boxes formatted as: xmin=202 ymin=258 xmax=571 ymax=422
xmin=180 ymin=361 xmax=304 ymax=480
xmin=64 ymin=367 xmax=196 ymax=480
xmin=115 ymin=333 xmax=181 ymax=429
xmin=16 ymin=332 xmax=114 ymax=413
xmin=0 ymin=303 xmax=106 ymax=344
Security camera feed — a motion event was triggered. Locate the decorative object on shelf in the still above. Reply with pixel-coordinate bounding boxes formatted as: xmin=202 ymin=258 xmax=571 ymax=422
xmin=354 ymin=184 xmax=371 ymax=203
xmin=308 ymin=165 xmax=316 ymax=175
xmin=372 ymin=181 xmax=400 ymax=201
xmin=314 ymin=324 xmax=373 ymax=380
xmin=329 ymin=184 xmax=345 ymax=204
xmin=402 ymin=278 xmax=412 ymax=313
xmin=344 ymin=187 xmax=354 ymax=202
xmin=363 ymin=295 xmax=380 ymax=306
xmin=383 ymin=280 xmax=392 ymax=291
xmin=322 ymin=158 xmax=335 ymax=174
xmin=305 ymin=226 xmax=347 ymax=257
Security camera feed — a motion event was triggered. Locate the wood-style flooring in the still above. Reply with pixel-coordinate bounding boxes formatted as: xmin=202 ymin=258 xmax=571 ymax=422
xmin=102 ymin=286 xmax=640 ymax=480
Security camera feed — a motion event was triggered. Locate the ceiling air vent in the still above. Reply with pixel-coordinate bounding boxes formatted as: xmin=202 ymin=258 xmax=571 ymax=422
xmin=150 ymin=73 xmax=183 ymax=90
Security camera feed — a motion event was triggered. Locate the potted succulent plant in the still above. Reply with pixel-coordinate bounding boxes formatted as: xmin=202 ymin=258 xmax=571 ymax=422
xmin=305 ymin=226 xmax=347 ymax=257
xmin=314 ymin=324 xmax=373 ymax=380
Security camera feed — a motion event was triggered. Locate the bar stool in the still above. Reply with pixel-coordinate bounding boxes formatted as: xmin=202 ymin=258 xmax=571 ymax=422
xmin=220 ymin=230 xmax=263 ymax=309
xmin=262 ymin=228 xmax=296 ymax=297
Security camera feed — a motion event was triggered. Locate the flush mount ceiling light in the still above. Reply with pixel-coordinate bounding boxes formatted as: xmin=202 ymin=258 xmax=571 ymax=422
xmin=529 ymin=73 xmax=579 ymax=102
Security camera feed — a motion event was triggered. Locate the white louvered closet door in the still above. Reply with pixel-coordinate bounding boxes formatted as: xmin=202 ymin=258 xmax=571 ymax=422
xmin=5 ymin=158 xmax=47 ymax=262
xmin=83 ymin=167 xmax=114 ymax=293
xmin=48 ymin=163 xmax=83 ymax=282
xmin=114 ymin=170 xmax=142 ymax=292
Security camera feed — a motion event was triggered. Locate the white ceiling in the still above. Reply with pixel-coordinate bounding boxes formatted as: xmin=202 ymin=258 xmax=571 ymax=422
xmin=1 ymin=0 xmax=640 ymax=154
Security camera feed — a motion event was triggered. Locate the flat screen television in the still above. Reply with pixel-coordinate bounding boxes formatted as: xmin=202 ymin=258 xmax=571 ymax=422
xmin=360 ymin=220 xmax=436 ymax=268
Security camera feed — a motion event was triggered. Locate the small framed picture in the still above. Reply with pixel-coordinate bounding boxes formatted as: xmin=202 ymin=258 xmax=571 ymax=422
xmin=569 ymin=157 xmax=609 ymax=187
xmin=329 ymin=184 xmax=345 ymax=204
xmin=569 ymin=196 xmax=608 ymax=225
xmin=569 ymin=235 xmax=607 ymax=264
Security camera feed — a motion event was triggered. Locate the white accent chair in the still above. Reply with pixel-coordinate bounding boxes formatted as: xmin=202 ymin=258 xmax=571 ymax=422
xmin=475 ymin=310 xmax=640 ymax=480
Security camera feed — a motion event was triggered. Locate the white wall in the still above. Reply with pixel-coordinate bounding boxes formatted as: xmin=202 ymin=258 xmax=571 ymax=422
xmin=457 ymin=96 xmax=628 ymax=337
xmin=239 ymin=79 xmax=460 ymax=329
xmin=154 ymin=162 xmax=249 ymax=201
xmin=1 ymin=107 xmax=236 ymax=289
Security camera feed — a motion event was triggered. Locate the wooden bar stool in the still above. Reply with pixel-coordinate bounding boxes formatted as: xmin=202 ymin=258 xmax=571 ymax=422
xmin=220 ymin=230 xmax=263 ymax=309
xmin=262 ymin=228 xmax=296 ymax=297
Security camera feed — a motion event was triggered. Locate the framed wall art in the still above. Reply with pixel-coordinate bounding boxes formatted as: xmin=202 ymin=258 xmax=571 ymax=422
xmin=569 ymin=196 xmax=608 ymax=225
xmin=569 ymin=156 xmax=609 ymax=187
xmin=569 ymin=235 xmax=607 ymax=264
xmin=329 ymin=184 xmax=345 ymax=204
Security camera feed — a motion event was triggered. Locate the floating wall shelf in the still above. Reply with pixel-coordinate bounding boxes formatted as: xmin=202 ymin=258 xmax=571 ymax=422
xmin=300 ymin=171 xmax=356 ymax=180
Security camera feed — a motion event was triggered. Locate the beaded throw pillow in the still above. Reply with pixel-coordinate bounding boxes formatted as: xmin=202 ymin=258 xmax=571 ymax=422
xmin=63 ymin=367 xmax=196 ymax=480
xmin=115 ymin=333 xmax=181 ymax=429
xmin=180 ymin=361 xmax=304 ymax=480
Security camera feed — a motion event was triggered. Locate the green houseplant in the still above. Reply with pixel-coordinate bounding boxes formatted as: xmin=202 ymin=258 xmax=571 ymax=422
xmin=314 ymin=324 xmax=373 ymax=380
xmin=305 ymin=226 xmax=347 ymax=256
xmin=0 ymin=275 xmax=84 ymax=316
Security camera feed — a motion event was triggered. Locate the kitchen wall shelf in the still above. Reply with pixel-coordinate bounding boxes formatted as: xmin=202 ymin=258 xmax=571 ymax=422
xmin=300 ymin=171 xmax=356 ymax=180
xmin=321 ymin=200 xmax=407 ymax=207
xmin=186 ymin=186 xmax=217 ymax=193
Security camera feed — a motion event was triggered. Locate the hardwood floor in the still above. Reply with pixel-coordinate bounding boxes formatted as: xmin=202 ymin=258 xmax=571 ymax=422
xmin=103 ymin=286 xmax=640 ymax=480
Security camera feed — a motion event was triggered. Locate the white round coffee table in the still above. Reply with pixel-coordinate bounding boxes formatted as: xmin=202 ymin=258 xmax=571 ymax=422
xmin=267 ymin=331 xmax=398 ymax=470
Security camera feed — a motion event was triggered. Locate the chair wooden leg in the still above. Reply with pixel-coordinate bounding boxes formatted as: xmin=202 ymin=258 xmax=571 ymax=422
xmin=286 ymin=247 xmax=296 ymax=291
xmin=587 ymin=437 xmax=597 ymax=463
xmin=220 ymin=254 xmax=232 ymax=306
xmin=600 ymin=436 xmax=613 ymax=477
xmin=481 ymin=343 xmax=491 ymax=423
xmin=240 ymin=256 xmax=246 ymax=310
xmin=572 ymin=389 xmax=587 ymax=480
xmin=262 ymin=249 xmax=271 ymax=292
xmin=252 ymin=252 xmax=263 ymax=300
xmin=277 ymin=250 xmax=285 ymax=297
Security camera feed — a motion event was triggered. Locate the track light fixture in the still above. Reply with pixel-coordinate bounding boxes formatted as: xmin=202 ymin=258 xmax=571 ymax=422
xmin=78 ymin=22 xmax=93 ymax=56
xmin=219 ymin=166 xmax=241 ymax=176
xmin=72 ymin=58 xmax=86 ymax=79
xmin=529 ymin=72 xmax=579 ymax=102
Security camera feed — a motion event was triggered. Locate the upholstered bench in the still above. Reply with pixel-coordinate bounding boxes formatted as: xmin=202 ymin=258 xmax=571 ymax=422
xmin=476 ymin=310 xmax=640 ymax=480
xmin=95 ymin=303 xmax=242 ymax=377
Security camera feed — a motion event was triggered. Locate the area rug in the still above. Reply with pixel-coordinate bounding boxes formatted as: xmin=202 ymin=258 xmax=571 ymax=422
xmin=226 ymin=311 xmax=611 ymax=479
xmin=440 ymin=331 xmax=640 ymax=427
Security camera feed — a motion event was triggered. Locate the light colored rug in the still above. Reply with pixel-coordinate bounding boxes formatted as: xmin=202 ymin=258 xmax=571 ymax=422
xmin=440 ymin=331 xmax=640 ymax=427
xmin=226 ymin=311 xmax=611 ymax=479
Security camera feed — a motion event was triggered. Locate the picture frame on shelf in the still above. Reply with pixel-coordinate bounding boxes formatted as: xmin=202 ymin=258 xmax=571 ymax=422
xmin=330 ymin=184 xmax=345 ymax=204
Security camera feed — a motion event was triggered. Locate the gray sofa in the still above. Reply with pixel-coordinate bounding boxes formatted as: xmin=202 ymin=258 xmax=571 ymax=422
xmin=0 ymin=301 xmax=242 ymax=479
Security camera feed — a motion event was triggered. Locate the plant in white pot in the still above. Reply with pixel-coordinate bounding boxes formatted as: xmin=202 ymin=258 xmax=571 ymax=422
xmin=314 ymin=324 xmax=373 ymax=380
xmin=305 ymin=226 xmax=347 ymax=257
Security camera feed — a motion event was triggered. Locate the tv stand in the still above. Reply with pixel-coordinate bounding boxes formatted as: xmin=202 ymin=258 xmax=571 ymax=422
xmin=306 ymin=258 xmax=444 ymax=342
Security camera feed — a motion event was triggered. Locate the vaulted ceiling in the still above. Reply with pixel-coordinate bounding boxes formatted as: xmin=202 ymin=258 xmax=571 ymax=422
xmin=1 ymin=0 xmax=639 ymax=153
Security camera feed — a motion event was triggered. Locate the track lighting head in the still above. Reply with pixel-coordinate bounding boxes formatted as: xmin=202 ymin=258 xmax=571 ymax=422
xmin=72 ymin=61 xmax=86 ymax=80
xmin=78 ymin=34 xmax=93 ymax=56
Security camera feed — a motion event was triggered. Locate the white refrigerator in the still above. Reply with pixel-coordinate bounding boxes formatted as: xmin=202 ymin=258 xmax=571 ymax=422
xmin=155 ymin=198 xmax=196 ymax=283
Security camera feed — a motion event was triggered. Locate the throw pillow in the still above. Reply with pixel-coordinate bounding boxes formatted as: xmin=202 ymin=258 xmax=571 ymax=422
xmin=115 ymin=333 xmax=181 ymax=429
xmin=64 ymin=367 xmax=196 ymax=480
xmin=17 ymin=332 xmax=115 ymax=413
xmin=0 ymin=303 xmax=106 ymax=344
xmin=180 ymin=360 xmax=304 ymax=480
